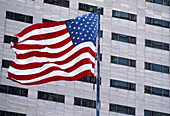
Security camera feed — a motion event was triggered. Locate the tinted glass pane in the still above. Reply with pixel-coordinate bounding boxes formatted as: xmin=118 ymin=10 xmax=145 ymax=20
xmin=145 ymin=39 xmax=152 ymax=47
xmin=48 ymin=94 xmax=57 ymax=101
xmin=145 ymin=62 xmax=152 ymax=70
xmin=20 ymin=89 xmax=28 ymax=97
xmin=117 ymin=105 xmax=128 ymax=114
xmin=145 ymin=86 xmax=152 ymax=94
xmin=8 ymin=86 xmax=20 ymax=95
xmin=26 ymin=16 xmax=33 ymax=23
xmin=110 ymin=104 xmax=116 ymax=112
xmin=152 ymin=64 xmax=162 ymax=72
xmin=154 ymin=0 xmax=163 ymax=4
xmin=162 ymin=89 xmax=169 ymax=97
xmin=82 ymin=99 xmax=90 ymax=107
xmin=57 ymin=95 xmax=64 ymax=103
xmin=6 ymin=11 xmax=13 ymax=19
xmin=118 ymin=81 xmax=128 ymax=89
xmin=111 ymin=56 xmax=117 ymax=63
xmin=100 ymin=30 xmax=103 ymax=38
xmin=152 ymin=41 xmax=163 ymax=49
xmin=0 ymin=85 xmax=7 ymax=93
xmin=131 ymin=15 xmax=137 ymax=21
xmin=0 ymin=111 xmax=5 ymax=116
xmin=112 ymin=10 xmax=119 ymax=17
xmin=162 ymin=21 xmax=169 ymax=28
xmin=144 ymin=110 xmax=152 ymax=116
xmin=162 ymin=66 xmax=169 ymax=74
xmin=129 ymin=107 xmax=135 ymax=115
xmin=120 ymin=12 xmax=129 ymax=20
xmin=14 ymin=13 xmax=25 ymax=22
xmin=130 ymin=60 xmax=136 ymax=67
xmin=153 ymin=19 xmax=162 ymax=26
xmin=79 ymin=3 xmax=85 ymax=10
xmin=153 ymin=112 xmax=162 ymax=116
xmin=119 ymin=34 xmax=129 ymax=43
xmin=4 ymin=35 xmax=18 ymax=43
xmin=118 ymin=58 xmax=128 ymax=66
xmin=129 ymin=37 xmax=136 ymax=44
xmin=112 ymin=33 xmax=119 ymax=40
xmin=74 ymin=97 xmax=81 ymax=105
xmin=146 ymin=17 xmax=152 ymax=24
xmin=152 ymin=87 xmax=162 ymax=96
xmin=2 ymin=59 xmax=11 ymax=68
xmin=129 ymin=83 xmax=136 ymax=91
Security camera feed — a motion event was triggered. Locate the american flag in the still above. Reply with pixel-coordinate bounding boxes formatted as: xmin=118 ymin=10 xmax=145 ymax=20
xmin=7 ymin=13 xmax=98 ymax=85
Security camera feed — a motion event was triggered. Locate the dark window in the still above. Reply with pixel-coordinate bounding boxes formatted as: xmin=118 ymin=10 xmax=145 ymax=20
xmin=145 ymin=85 xmax=170 ymax=98
xmin=74 ymin=97 xmax=96 ymax=109
xmin=112 ymin=10 xmax=137 ymax=22
xmin=0 ymin=84 xmax=28 ymax=97
xmin=79 ymin=3 xmax=104 ymax=15
xmin=44 ymin=0 xmax=69 ymax=8
xmin=112 ymin=33 xmax=136 ymax=44
xmin=146 ymin=0 xmax=170 ymax=6
xmin=0 ymin=110 xmax=26 ymax=116
xmin=145 ymin=17 xmax=170 ymax=28
xmin=144 ymin=110 xmax=170 ymax=116
xmin=100 ymin=30 xmax=103 ymax=38
xmin=110 ymin=103 xmax=135 ymax=115
xmin=77 ymin=75 xmax=101 ymax=84
xmin=4 ymin=35 xmax=18 ymax=44
xmin=145 ymin=62 xmax=169 ymax=74
xmin=2 ymin=59 xmax=11 ymax=68
xmin=38 ymin=91 xmax=65 ymax=103
xmin=110 ymin=79 xmax=136 ymax=91
xmin=145 ymin=39 xmax=169 ymax=51
xmin=6 ymin=11 xmax=33 ymax=24
xmin=111 ymin=56 xmax=136 ymax=68
xmin=42 ymin=18 xmax=55 ymax=22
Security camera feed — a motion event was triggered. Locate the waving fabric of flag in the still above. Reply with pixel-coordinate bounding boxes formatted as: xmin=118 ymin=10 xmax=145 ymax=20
xmin=7 ymin=13 xmax=98 ymax=85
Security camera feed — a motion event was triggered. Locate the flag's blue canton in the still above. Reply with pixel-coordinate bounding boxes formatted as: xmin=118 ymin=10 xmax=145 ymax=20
xmin=66 ymin=13 xmax=98 ymax=47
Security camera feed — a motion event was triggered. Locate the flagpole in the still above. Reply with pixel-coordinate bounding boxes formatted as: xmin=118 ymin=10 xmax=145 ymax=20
xmin=96 ymin=7 xmax=101 ymax=116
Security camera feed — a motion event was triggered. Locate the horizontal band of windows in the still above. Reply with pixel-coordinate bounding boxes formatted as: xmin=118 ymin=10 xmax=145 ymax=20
xmin=38 ymin=91 xmax=65 ymax=103
xmin=146 ymin=17 xmax=170 ymax=28
xmin=6 ymin=11 xmax=33 ymax=24
xmin=0 ymin=84 xmax=28 ymax=97
xmin=110 ymin=103 xmax=135 ymax=115
xmin=112 ymin=33 xmax=136 ymax=44
xmin=0 ymin=110 xmax=26 ymax=116
xmin=2 ymin=59 xmax=12 ymax=68
xmin=44 ymin=0 xmax=69 ymax=8
xmin=146 ymin=0 xmax=170 ymax=6
xmin=145 ymin=109 xmax=170 ymax=116
xmin=112 ymin=10 xmax=137 ymax=22
xmin=74 ymin=97 xmax=96 ymax=109
xmin=79 ymin=3 xmax=104 ymax=15
xmin=4 ymin=35 xmax=18 ymax=44
xmin=111 ymin=56 xmax=136 ymax=67
xmin=145 ymin=39 xmax=169 ymax=51
xmin=145 ymin=62 xmax=169 ymax=74
xmin=42 ymin=19 xmax=103 ymax=38
xmin=77 ymin=75 xmax=101 ymax=84
xmin=145 ymin=85 xmax=170 ymax=97
xmin=110 ymin=79 xmax=136 ymax=91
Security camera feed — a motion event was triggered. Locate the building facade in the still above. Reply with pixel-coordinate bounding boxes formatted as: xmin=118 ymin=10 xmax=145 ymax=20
xmin=0 ymin=0 xmax=170 ymax=116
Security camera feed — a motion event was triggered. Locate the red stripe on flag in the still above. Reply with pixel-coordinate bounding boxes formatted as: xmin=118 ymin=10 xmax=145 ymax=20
xmin=8 ymin=58 xmax=95 ymax=80
xmin=7 ymin=70 xmax=94 ymax=85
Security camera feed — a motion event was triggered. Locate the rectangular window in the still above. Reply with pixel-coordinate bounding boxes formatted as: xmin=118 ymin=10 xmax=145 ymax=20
xmin=145 ymin=62 xmax=169 ymax=74
xmin=79 ymin=3 xmax=104 ymax=15
xmin=110 ymin=79 xmax=136 ymax=91
xmin=144 ymin=110 xmax=170 ymax=116
xmin=112 ymin=33 xmax=136 ymax=44
xmin=145 ymin=39 xmax=169 ymax=51
xmin=2 ymin=59 xmax=11 ymax=68
xmin=0 ymin=110 xmax=26 ymax=116
xmin=44 ymin=0 xmax=70 ymax=8
xmin=111 ymin=56 xmax=136 ymax=68
xmin=0 ymin=84 xmax=28 ymax=97
xmin=110 ymin=103 xmax=135 ymax=115
xmin=145 ymin=85 xmax=170 ymax=97
xmin=42 ymin=18 xmax=55 ymax=22
xmin=77 ymin=75 xmax=101 ymax=84
xmin=4 ymin=35 xmax=18 ymax=44
xmin=6 ymin=11 xmax=33 ymax=23
xmin=146 ymin=0 xmax=170 ymax=6
xmin=145 ymin=17 xmax=170 ymax=28
xmin=112 ymin=10 xmax=137 ymax=22
xmin=74 ymin=97 xmax=96 ymax=109
xmin=100 ymin=30 xmax=103 ymax=38
xmin=38 ymin=91 xmax=65 ymax=103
